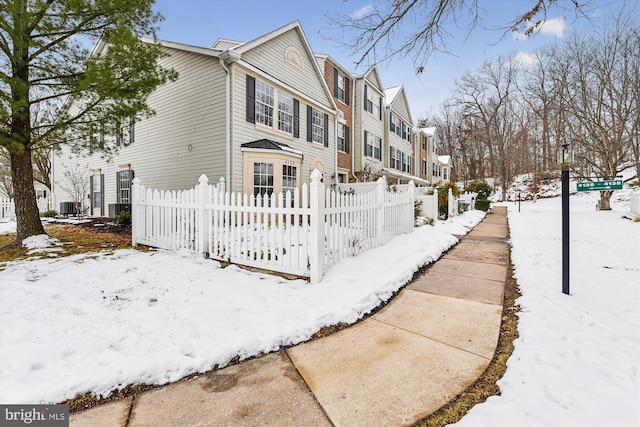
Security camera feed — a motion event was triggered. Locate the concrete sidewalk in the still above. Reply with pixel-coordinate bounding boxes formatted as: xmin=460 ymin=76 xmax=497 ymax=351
xmin=70 ymin=207 xmax=509 ymax=427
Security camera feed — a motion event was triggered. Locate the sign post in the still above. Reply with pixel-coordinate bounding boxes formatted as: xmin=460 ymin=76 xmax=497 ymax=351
xmin=558 ymin=143 xmax=573 ymax=295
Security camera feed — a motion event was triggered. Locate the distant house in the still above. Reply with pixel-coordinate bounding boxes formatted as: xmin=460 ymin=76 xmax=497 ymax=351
xmin=51 ymin=21 xmax=337 ymax=217
xmin=315 ymin=53 xmax=354 ymax=184
xmin=438 ymin=155 xmax=453 ymax=182
xmin=351 ymin=66 xmax=385 ymax=182
xmin=413 ymin=126 xmax=444 ymax=185
xmin=383 ymin=85 xmax=426 ymax=185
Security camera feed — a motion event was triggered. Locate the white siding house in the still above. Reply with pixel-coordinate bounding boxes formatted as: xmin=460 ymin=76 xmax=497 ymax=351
xmin=352 ymin=66 xmax=385 ymax=181
xmin=383 ymin=85 xmax=426 ymax=185
xmin=52 ymin=21 xmax=337 ymax=217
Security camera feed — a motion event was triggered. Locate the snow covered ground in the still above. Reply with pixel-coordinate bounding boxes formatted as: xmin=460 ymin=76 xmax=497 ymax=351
xmin=0 ymin=210 xmax=483 ymax=405
xmin=455 ymin=186 xmax=640 ymax=427
xmin=1 ymin=182 xmax=638 ymax=427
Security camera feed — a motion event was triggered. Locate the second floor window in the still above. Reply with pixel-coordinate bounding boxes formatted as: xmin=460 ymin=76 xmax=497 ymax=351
xmin=364 ymin=131 xmax=382 ymax=160
xmin=246 ymin=75 xmax=299 ymax=137
xmin=255 ymin=79 xmax=274 ymax=127
xmin=311 ymin=108 xmax=324 ymax=144
xmin=278 ymin=91 xmax=293 ymax=134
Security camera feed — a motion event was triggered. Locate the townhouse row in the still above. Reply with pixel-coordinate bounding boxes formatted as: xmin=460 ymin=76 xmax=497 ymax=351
xmin=51 ymin=21 xmax=452 ymax=217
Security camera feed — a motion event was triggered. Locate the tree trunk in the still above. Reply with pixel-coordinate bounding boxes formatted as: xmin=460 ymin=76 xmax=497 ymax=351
xmin=11 ymin=148 xmax=46 ymax=242
xmin=599 ymin=190 xmax=612 ymax=210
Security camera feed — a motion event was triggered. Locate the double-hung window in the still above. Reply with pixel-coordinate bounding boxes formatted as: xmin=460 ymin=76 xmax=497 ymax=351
xmin=255 ymin=79 xmax=274 ymax=127
xmin=246 ymin=76 xmax=299 ymax=137
xmin=311 ymin=108 xmax=324 ymax=144
xmin=364 ymin=131 xmax=382 ymax=160
xmin=277 ymin=91 xmax=293 ymax=134
xmin=338 ymin=124 xmax=350 ymax=153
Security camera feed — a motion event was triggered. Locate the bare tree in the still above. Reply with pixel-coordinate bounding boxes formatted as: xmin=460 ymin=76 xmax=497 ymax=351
xmin=325 ymin=0 xmax=588 ymax=70
xmin=557 ymin=9 xmax=639 ymax=209
xmin=59 ymin=163 xmax=90 ymax=218
xmin=452 ymin=54 xmax=520 ymax=200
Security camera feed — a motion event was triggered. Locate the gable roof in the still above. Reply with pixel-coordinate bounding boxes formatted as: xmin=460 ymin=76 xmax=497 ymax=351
xmin=315 ymin=53 xmax=352 ymax=78
xmin=354 ymin=65 xmax=384 ymax=94
xmin=211 ymin=38 xmax=244 ymax=50
xmin=384 ymin=85 xmax=413 ymax=125
xmin=231 ymin=21 xmax=337 ymax=112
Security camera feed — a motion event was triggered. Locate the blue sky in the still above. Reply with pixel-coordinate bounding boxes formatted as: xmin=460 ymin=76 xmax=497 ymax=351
xmin=151 ymin=0 xmax=626 ymax=121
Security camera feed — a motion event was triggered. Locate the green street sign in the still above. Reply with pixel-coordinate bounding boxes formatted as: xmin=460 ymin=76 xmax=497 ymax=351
xmin=577 ymin=180 xmax=623 ymax=192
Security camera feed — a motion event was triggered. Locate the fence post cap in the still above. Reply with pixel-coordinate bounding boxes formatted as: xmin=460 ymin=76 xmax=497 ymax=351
xmin=376 ymin=175 xmax=386 ymax=185
xmin=218 ymin=176 xmax=225 ymax=183
xmin=132 ymin=177 xmax=140 ymax=185
xmin=198 ymin=174 xmax=209 ymax=184
xmin=310 ymin=168 xmax=323 ymax=181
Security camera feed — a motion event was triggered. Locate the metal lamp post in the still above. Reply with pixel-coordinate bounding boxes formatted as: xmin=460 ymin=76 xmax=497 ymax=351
xmin=558 ymin=142 xmax=573 ymax=295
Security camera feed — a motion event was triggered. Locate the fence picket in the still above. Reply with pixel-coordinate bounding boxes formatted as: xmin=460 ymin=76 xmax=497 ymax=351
xmin=131 ymin=171 xmax=415 ymax=283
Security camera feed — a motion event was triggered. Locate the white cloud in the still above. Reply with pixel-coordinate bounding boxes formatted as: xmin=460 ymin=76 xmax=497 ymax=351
xmin=512 ymin=52 xmax=539 ymax=69
xmin=350 ymin=4 xmax=375 ymax=19
xmin=538 ymin=17 xmax=568 ymax=37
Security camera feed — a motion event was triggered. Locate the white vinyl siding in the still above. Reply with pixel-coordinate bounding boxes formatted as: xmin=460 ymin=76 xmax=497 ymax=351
xmin=53 ymin=47 xmax=228 ymax=210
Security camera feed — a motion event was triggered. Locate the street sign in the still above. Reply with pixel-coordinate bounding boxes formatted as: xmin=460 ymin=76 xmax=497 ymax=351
xmin=577 ymin=180 xmax=623 ymax=192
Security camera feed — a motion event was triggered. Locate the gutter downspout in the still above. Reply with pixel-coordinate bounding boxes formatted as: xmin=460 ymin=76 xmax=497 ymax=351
xmin=219 ymin=54 xmax=231 ymax=187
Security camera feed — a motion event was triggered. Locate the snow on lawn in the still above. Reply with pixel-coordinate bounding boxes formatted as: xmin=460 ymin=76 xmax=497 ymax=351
xmin=0 ymin=211 xmax=484 ymax=404
xmin=455 ymin=189 xmax=640 ymax=427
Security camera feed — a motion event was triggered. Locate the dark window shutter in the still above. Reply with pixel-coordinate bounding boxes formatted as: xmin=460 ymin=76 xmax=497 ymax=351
xmin=402 ymin=122 xmax=406 ymax=139
xmin=116 ymin=171 xmax=122 ymax=203
xmin=89 ymin=176 xmax=94 ymax=211
xmin=364 ymin=85 xmax=368 ymax=110
xmin=323 ymin=113 xmax=329 ymax=147
xmin=333 ymin=68 xmax=339 ymax=98
xmin=379 ymin=97 xmax=383 ymax=120
xmin=246 ymin=75 xmax=255 ymax=123
xmin=364 ymin=130 xmax=369 ymax=157
xmin=345 ymin=126 xmax=350 ymax=154
xmin=293 ymin=99 xmax=299 ymax=138
xmin=345 ymin=78 xmax=350 ymax=105
xmin=306 ymin=105 xmax=312 ymax=142
xmin=100 ymin=174 xmax=104 ymax=215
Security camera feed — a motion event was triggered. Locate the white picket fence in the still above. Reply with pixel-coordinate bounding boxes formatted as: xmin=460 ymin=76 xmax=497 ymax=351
xmin=0 ymin=197 xmax=15 ymax=220
xmin=0 ymin=197 xmax=53 ymax=221
xmin=131 ymin=169 xmax=415 ymax=283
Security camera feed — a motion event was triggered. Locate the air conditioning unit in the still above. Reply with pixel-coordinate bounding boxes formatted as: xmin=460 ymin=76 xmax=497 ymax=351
xmin=108 ymin=203 xmax=131 ymax=219
xmin=59 ymin=202 xmax=77 ymax=217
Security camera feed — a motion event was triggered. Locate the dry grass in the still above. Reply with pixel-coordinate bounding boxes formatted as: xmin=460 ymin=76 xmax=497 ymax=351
xmin=412 ymin=260 xmax=521 ymax=427
xmin=0 ymin=224 xmax=135 ymax=268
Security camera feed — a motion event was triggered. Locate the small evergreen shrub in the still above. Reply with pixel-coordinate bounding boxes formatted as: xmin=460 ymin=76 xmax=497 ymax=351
xmin=114 ymin=211 xmax=132 ymax=226
xmin=465 ymin=181 xmax=492 ymax=200
xmin=475 ymin=199 xmax=491 ymax=212
xmin=40 ymin=209 xmax=58 ymax=218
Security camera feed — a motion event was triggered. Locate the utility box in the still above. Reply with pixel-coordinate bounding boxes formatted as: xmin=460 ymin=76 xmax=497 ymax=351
xmin=59 ymin=202 xmax=77 ymax=217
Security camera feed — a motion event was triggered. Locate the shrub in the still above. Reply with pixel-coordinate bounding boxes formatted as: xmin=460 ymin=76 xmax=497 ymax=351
xmin=414 ymin=199 xmax=423 ymax=220
xmin=475 ymin=199 xmax=491 ymax=212
xmin=465 ymin=181 xmax=492 ymax=200
xmin=115 ymin=211 xmax=132 ymax=226
xmin=40 ymin=209 xmax=58 ymax=218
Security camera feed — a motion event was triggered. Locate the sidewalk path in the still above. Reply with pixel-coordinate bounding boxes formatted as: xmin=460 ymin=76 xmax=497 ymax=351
xmin=70 ymin=207 xmax=509 ymax=427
